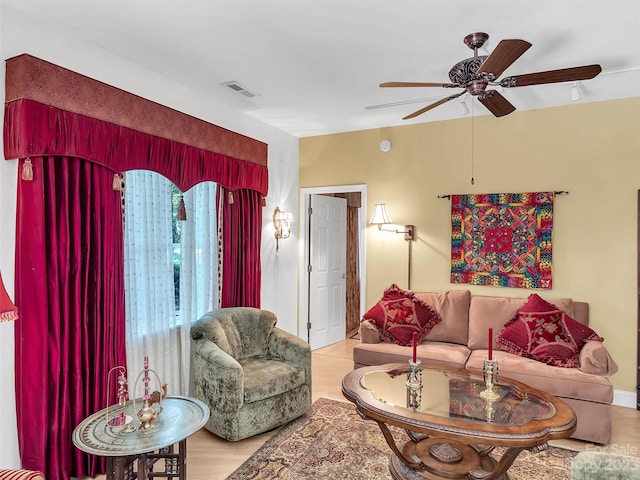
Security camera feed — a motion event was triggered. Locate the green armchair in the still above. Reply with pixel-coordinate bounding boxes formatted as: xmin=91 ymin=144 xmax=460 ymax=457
xmin=191 ymin=307 xmax=312 ymax=441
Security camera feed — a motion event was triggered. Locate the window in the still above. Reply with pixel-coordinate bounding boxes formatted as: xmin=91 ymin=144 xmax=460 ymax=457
xmin=123 ymin=170 xmax=218 ymax=395
xmin=171 ymin=185 xmax=182 ymax=311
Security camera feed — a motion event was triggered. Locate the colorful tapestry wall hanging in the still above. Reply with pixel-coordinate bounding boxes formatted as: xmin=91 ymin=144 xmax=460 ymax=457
xmin=450 ymin=192 xmax=554 ymax=289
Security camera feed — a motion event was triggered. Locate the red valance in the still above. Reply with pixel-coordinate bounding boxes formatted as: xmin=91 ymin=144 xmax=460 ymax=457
xmin=4 ymin=99 xmax=268 ymax=194
xmin=3 ymin=53 xmax=268 ymax=194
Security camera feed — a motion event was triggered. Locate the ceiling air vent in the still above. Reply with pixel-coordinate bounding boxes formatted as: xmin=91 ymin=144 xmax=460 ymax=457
xmin=221 ymin=81 xmax=257 ymax=98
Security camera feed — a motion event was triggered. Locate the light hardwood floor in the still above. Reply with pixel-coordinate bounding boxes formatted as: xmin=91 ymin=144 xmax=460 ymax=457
xmin=107 ymin=338 xmax=640 ymax=479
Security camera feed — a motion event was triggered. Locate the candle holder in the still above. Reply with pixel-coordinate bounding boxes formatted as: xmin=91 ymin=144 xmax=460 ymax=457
xmin=484 ymin=396 xmax=498 ymax=423
xmin=480 ymin=357 xmax=500 ymax=401
xmin=406 ymin=359 xmax=423 ymax=410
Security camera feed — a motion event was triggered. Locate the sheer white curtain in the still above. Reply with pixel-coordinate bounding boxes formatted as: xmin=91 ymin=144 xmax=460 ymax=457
xmin=180 ymin=181 xmax=218 ymax=393
xmin=123 ymin=171 xmax=218 ymax=397
xmin=123 ymin=171 xmax=181 ymax=396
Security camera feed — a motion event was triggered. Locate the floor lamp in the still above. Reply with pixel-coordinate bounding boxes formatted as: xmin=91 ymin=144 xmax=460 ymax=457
xmin=369 ymin=204 xmax=416 ymax=289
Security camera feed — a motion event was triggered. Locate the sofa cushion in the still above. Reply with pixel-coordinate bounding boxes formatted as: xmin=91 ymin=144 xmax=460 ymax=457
xmin=414 ymin=290 xmax=471 ymax=345
xmin=353 ymin=341 xmax=471 ymax=369
xmin=465 ymin=350 xmax=613 ymax=404
xmin=497 ymin=294 xmax=602 ymax=368
xmin=467 ymin=295 xmax=574 ymax=351
xmin=363 ymin=284 xmax=442 ymax=346
xmin=240 ymin=357 xmax=306 ymax=403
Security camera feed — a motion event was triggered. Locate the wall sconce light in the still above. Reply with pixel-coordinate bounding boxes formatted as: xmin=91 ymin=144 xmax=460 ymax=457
xmin=369 ymin=204 xmax=415 ymax=241
xmin=369 ymin=203 xmax=416 ymax=289
xmin=273 ymin=207 xmax=293 ymax=253
xmin=0 ymin=270 xmax=19 ymax=322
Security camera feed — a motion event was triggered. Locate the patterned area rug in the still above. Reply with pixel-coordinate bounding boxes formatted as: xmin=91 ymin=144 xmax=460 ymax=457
xmin=226 ymin=397 xmax=577 ymax=479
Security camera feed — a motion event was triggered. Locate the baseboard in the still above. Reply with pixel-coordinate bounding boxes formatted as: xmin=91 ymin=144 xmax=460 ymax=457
xmin=613 ymin=389 xmax=636 ymax=409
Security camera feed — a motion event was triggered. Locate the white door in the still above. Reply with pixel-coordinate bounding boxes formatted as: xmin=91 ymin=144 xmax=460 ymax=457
xmin=308 ymin=194 xmax=347 ymax=350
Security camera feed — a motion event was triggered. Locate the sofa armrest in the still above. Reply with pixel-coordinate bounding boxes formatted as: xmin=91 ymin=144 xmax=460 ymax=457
xmin=579 ymin=340 xmax=619 ymax=376
xmin=192 ymin=339 xmax=244 ymax=411
xmin=268 ymin=327 xmax=312 ymax=384
xmin=359 ymin=320 xmax=381 ymax=344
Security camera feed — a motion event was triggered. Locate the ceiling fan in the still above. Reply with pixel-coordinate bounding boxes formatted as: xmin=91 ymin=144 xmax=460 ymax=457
xmin=381 ymin=32 xmax=602 ymax=120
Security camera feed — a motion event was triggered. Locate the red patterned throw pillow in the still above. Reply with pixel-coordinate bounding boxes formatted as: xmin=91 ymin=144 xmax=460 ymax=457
xmin=497 ymin=293 xmax=603 ymax=368
xmin=363 ymin=284 xmax=442 ymax=346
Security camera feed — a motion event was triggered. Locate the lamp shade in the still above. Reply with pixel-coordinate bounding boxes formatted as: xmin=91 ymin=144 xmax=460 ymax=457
xmin=369 ymin=204 xmax=392 ymax=225
xmin=276 ymin=211 xmax=294 ymax=222
xmin=0 ymin=270 xmax=18 ymax=322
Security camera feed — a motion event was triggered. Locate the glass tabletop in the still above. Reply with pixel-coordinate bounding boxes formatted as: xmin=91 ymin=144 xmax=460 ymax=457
xmin=359 ymin=365 xmax=554 ymax=426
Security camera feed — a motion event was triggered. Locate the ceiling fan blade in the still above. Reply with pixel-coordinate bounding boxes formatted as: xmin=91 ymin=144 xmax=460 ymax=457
xmin=380 ymin=81 xmax=460 ymax=88
xmin=500 ymin=64 xmax=602 ymax=87
xmin=478 ymin=90 xmax=516 ymax=117
xmin=402 ymin=91 xmax=465 ymax=120
xmin=478 ymin=39 xmax=532 ymax=79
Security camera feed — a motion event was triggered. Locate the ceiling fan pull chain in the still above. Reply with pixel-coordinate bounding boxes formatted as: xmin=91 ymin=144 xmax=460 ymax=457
xmin=471 ymin=101 xmax=475 ymax=185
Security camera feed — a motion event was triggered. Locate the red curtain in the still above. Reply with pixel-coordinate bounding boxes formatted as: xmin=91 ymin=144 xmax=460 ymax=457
xmin=14 ymin=156 xmax=127 ymax=479
xmin=219 ymin=188 xmax=262 ymax=307
xmin=4 ymin=63 xmax=267 ymax=475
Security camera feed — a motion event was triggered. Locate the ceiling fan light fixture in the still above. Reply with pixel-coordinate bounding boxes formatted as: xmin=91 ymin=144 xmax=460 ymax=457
xmin=460 ymin=96 xmax=470 ymax=115
xmin=571 ymin=82 xmax=581 ymax=101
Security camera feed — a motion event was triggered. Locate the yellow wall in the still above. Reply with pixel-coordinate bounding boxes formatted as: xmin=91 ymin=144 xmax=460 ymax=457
xmin=300 ymin=98 xmax=640 ymax=393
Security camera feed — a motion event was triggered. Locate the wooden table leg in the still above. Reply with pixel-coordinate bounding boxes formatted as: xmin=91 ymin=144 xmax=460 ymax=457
xmin=178 ymin=439 xmax=186 ymax=480
xmin=103 ymin=439 xmax=188 ymax=480
xmin=106 ymin=456 xmax=137 ymax=480
xmin=137 ymin=453 xmax=150 ymax=480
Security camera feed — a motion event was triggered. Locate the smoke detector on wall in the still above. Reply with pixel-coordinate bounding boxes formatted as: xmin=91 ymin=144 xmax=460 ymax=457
xmin=221 ymin=81 xmax=257 ymax=98
xmin=379 ymin=139 xmax=392 ymax=152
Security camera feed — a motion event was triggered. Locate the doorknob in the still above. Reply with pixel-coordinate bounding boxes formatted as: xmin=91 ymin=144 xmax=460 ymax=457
xmin=341 ymin=274 xmax=346 ymax=279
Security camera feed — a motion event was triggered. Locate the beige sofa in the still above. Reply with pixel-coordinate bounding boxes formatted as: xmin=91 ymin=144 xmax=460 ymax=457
xmin=354 ymin=290 xmax=618 ymax=444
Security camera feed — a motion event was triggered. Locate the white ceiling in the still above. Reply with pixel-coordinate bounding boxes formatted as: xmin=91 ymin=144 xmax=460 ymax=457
xmin=2 ymin=0 xmax=640 ymax=138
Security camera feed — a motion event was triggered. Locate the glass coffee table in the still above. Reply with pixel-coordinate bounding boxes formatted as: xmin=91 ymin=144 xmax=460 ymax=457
xmin=342 ymin=363 xmax=576 ymax=480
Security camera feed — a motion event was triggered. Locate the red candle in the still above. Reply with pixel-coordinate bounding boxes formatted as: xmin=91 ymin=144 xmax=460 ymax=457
xmin=488 ymin=328 xmax=493 ymax=360
xmin=412 ymin=332 xmax=417 ymax=363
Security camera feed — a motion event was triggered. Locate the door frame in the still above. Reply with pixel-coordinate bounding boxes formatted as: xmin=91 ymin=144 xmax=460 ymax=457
xmin=298 ymin=184 xmax=367 ymax=343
